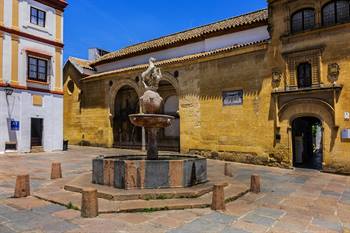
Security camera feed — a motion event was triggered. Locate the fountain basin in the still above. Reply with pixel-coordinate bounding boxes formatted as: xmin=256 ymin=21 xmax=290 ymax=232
xmin=129 ymin=114 xmax=174 ymax=128
xmin=92 ymin=155 xmax=207 ymax=189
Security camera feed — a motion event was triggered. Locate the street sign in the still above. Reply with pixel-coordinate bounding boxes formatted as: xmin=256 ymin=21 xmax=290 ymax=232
xmin=10 ymin=120 xmax=20 ymax=131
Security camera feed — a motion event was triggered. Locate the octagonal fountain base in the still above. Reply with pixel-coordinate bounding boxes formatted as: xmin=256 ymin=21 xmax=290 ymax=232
xmin=92 ymin=155 xmax=207 ymax=190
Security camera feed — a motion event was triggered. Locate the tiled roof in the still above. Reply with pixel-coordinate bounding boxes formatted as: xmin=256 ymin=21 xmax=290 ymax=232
xmin=83 ymin=40 xmax=268 ymax=81
xmin=91 ymin=9 xmax=268 ymax=66
xmin=68 ymin=57 xmax=94 ymax=70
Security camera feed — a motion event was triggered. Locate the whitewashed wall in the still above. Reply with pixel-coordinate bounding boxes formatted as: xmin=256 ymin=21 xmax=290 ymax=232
xmin=96 ymin=26 xmax=270 ymax=73
xmin=19 ymin=0 xmax=57 ymax=40
xmin=0 ymin=89 xmax=63 ymax=153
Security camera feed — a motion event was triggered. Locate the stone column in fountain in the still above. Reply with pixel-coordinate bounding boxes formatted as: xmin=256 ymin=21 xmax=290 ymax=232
xmin=129 ymin=58 xmax=175 ymax=160
xmin=139 ymin=58 xmax=163 ymax=160
xmin=147 ymin=128 xmax=158 ymax=160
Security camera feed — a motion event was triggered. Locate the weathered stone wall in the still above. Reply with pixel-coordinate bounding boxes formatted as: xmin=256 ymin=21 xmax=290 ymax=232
xmin=268 ymin=0 xmax=350 ymax=173
xmin=79 ymin=80 xmax=113 ymax=147
xmin=63 ymin=65 xmax=83 ymax=145
xmin=179 ymin=50 xmax=278 ymax=166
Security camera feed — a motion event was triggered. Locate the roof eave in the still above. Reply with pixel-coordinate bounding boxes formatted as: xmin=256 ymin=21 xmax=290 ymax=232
xmin=83 ymin=40 xmax=269 ymax=82
xmin=90 ymin=18 xmax=268 ymax=67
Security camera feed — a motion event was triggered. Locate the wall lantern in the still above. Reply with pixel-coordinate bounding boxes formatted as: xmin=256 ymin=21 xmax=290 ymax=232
xmin=4 ymin=85 xmax=14 ymax=96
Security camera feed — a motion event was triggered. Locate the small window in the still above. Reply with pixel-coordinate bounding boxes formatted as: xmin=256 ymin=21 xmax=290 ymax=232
xmin=291 ymin=9 xmax=315 ymax=33
xmin=28 ymin=56 xmax=48 ymax=82
xmin=30 ymin=7 xmax=46 ymax=27
xmin=67 ymin=80 xmax=75 ymax=94
xmin=322 ymin=1 xmax=350 ymax=26
xmin=297 ymin=63 xmax=312 ymax=88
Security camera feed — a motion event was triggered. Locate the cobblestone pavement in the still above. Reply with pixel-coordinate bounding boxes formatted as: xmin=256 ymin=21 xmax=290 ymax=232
xmin=0 ymin=146 xmax=349 ymax=233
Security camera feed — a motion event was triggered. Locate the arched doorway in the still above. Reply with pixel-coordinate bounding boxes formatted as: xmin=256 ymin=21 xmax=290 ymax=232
xmin=113 ymin=85 xmax=142 ymax=149
xmin=292 ymin=116 xmax=323 ymax=170
xmin=158 ymin=80 xmax=180 ymax=152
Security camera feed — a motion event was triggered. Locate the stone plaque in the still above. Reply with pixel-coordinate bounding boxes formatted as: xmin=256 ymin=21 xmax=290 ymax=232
xmin=222 ymin=90 xmax=243 ymax=106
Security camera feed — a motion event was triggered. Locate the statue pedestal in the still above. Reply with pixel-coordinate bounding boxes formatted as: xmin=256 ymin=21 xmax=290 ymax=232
xmin=147 ymin=128 xmax=158 ymax=160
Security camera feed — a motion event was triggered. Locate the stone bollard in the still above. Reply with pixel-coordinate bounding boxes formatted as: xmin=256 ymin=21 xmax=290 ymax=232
xmin=224 ymin=163 xmax=233 ymax=177
xmin=250 ymin=174 xmax=261 ymax=194
xmin=211 ymin=183 xmax=226 ymax=211
xmin=14 ymin=174 xmax=30 ymax=198
xmin=81 ymin=188 xmax=98 ymax=218
xmin=51 ymin=162 xmax=62 ymax=179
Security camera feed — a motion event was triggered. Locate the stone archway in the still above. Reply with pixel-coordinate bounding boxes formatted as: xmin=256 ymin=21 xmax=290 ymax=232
xmin=157 ymin=80 xmax=180 ymax=151
xmin=292 ymin=116 xmax=323 ymax=170
xmin=278 ymin=98 xmax=336 ymax=168
xmin=161 ymin=76 xmax=180 ymax=96
xmin=110 ymin=81 xmax=142 ymax=149
xmin=109 ymin=79 xmax=142 ymax=119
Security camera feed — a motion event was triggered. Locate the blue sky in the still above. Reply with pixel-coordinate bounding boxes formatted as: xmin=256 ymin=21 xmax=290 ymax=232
xmin=63 ymin=0 xmax=267 ymax=61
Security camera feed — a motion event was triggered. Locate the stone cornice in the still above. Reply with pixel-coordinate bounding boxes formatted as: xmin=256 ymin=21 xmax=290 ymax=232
xmin=34 ymin=0 xmax=68 ymax=11
xmin=0 ymin=82 xmax=63 ymax=95
xmin=0 ymin=25 xmax=64 ymax=48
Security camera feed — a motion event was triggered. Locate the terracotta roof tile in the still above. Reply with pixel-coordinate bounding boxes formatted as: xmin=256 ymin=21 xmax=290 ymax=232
xmin=91 ymin=9 xmax=268 ymax=66
xmin=83 ymin=39 xmax=268 ymax=81
xmin=69 ymin=57 xmax=94 ymax=70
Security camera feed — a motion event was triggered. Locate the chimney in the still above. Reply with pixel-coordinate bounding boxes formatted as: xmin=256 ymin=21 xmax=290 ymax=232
xmin=88 ymin=48 xmax=110 ymax=61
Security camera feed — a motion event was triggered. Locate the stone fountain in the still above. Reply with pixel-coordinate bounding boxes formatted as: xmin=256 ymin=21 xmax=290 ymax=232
xmin=92 ymin=58 xmax=207 ymax=189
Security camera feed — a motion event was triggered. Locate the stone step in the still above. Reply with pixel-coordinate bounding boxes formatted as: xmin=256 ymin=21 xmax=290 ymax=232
xmin=31 ymin=146 xmax=44 ymax=153
xmin=34 ymin=182 xmax=249 ymax=213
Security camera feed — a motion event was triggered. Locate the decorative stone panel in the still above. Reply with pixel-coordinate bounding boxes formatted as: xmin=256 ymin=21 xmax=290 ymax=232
xmin=92 ymin=156 xmax=207 ymax=189
xmin=283 ymin=47 xmax=323 ymax=89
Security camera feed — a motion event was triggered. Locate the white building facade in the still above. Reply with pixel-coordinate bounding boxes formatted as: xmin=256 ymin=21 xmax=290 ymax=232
xmin=0 ymin=0 xmax=67 ymax=153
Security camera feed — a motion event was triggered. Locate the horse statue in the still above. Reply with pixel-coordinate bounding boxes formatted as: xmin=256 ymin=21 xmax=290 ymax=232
xmin=141 ymin=57 xmax=162 ymax=91
xmin=139 ymin=57 xmax=163 ymax=114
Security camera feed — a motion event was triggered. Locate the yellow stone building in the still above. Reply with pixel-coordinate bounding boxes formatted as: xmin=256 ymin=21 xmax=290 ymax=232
xmin=64 ymin=0 xmax=350 ymax=174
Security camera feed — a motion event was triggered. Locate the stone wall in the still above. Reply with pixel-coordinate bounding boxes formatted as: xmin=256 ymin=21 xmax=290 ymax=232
xmin=268 ymin=0 xmax=350 ymax=174
xmin=179 ymin=50 xmax=276 ymax=162
xmin=63 ymin=65 xmax=82 ymax=145
xmin=63 ymin=0 xmax=350 ymax=174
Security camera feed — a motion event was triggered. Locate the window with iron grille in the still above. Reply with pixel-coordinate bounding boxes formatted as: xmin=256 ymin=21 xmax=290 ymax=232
xmin=322 ymin=0 xmax=350 ymax=26
xmin=28 ymin=56 xmax=48 ymax=82
xmin=291 ymin=9 xmax=315 ymax=33
xmin=30 ymin=7 xmax=46 ymax=27
xmin=297 ymin=63 xmax=312 ymax=88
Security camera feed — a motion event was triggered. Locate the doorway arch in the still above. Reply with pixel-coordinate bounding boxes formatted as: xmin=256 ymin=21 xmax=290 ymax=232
xmin=158 ymin=80 xmax=180 ymax=152
xmin=292 ymin=116 xmax=323 ymax=170
xmin=113 ymin=85 xmax=142 ymax=149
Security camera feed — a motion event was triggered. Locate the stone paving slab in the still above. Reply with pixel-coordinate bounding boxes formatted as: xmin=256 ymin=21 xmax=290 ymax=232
xmin=0 ymin=146 xmax=349 ymax=232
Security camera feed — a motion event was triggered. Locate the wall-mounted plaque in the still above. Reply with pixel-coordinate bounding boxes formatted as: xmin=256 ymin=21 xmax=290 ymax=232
xmin=222 ymin=90 xmax=243 ymax=106
xmin=10 ymin=120 xmax=20 ymax=131
xmin=342 ymin=129 xmax=350 ymax=139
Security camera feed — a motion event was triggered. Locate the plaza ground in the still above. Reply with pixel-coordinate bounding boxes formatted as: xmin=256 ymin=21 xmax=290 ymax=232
xmin=0 ymin=146 xmax=349 ymax=233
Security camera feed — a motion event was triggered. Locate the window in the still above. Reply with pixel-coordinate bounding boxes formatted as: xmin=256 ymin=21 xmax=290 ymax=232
xmin=30 ymin=7 xmax=46 ymax=27
xmin=322 ymin=1 xmax=350 ymax=26
xmin=291 ymin=9 xmax=315 ymax=33
xmin=28 ymin=56 xmax=48 ymax=82
xmin=297 ymin=63 xmax=312 ymax=88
